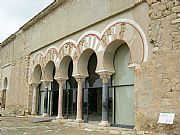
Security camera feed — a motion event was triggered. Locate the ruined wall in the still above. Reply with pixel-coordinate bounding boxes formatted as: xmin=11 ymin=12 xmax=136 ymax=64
xmin=135 ymin=0 xmax=180 ymax=134
xmin=0 ymin=33 xmax=30 ymax=116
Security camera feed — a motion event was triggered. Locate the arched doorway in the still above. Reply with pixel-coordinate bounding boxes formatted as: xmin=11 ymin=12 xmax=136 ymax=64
xmin=39 ymin=61 xmax=57 ymax=116
xmin=31 ymin=64 xmax=42 ymax=115
xmin=51 ymin=68 xmax=59 ymax=116
xmin=64 ymin=60 xmax=77 ymax=119
xmin=112 ymin=44 xmax=134 ymax=127
xmin=84 ymin=52 xmax=102 ymax=122
xmin=58 ymin=55 xmax=77 ymax=119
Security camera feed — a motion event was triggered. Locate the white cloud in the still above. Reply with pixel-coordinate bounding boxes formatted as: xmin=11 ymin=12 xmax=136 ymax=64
xmin=0 ymin=0 xmax=54 ymax=42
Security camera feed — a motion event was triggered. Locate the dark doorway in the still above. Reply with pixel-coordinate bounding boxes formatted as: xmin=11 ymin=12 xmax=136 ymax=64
xmin=88 ymin=88 xmax=102 ymax=121
xmin=63 ymin=60 xmax=77 ymax=119
xmin=51 ymin=79 xmax=59 ymax=116
xmin=83 ymin=52 xmax=103 ymax=122
xmin=51 ymin=68 xmax=59 ymax=116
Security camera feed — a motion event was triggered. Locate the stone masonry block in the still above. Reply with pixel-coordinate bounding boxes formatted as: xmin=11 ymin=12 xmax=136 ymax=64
xmin=172 ymin=5 xmax=180 ymax=13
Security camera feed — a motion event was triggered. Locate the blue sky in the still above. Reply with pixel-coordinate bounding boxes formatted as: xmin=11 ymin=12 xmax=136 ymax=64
xmin=0 ymin=0 xmax=54 ymax=42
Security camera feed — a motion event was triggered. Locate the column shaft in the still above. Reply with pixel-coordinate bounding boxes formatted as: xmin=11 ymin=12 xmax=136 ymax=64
xmin=99 ymin=73 xmax=111 ymax=126
xmin=76 ymin=78 xmax=84 ymax=122
xmin=44 ymin=86 xmax=48 ymax=114
xmin=57 ymin=81 xmax=64 ymax=119
xmin=102 ymin=82 xmax=109 ymax=121
xmin=31 ymin=84 xmax=37 ymax=115
xmin=47 ymin=89 xmax=51 ymax=115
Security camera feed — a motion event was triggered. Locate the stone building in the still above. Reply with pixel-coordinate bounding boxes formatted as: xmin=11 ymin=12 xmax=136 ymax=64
xmin=0 ymin=0 xmax=179 ymax=133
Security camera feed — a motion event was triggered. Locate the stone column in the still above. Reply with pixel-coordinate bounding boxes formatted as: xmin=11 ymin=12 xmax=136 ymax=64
xmin=31 ymin=83 xmax=40 ymax=115
xmin=42 ymin=81 xmax=51 ymax=117
xmin=47 ymin=84 xmax=51 ymax=115
xmin=99 ymin=74 xmax=110 ymax=126
xmin=75 ymin=78 xmax=85 ymax=123
xmin=56 ymin=78 xmax=65 ymax=119
xmin=49 ymin=91 xmax=53 ymax=116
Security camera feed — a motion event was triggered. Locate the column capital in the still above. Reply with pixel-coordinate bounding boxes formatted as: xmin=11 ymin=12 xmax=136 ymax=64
xmin=98 ymin=71 xmax=113 ymax=83
xmin=54 ymin=77 xmax=67 ymax=85
xmin=31 ymin=82 xmax=41 ymax=87
xmin=74 ymin=75 xmax=86 ymax=83
xmin=75 ymin=78 xmax=85 ymax=83
xmin=40 ymin=80 xmax=52 ymax=86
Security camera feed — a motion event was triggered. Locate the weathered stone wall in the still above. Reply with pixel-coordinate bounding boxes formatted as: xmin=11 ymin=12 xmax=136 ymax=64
xmin=0 ymin=33 xmax=30 ymax=116
xmin=135 ymin=0 xmax=180 ymax=134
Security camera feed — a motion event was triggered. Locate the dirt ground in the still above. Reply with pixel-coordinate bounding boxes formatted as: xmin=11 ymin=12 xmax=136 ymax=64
xmin=0 ymin=117 xmax=114 ymax=135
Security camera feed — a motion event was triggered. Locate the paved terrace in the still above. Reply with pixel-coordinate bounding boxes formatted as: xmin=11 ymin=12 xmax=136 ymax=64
xmin=0 ymin=116 xmax=133 ymax=135
xmin=0 ymin=116 xmax=170 ymax=135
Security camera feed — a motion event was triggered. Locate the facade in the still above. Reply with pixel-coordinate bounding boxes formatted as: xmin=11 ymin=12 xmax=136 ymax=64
xmin=0 ymin=0 xmax=179 ymax=133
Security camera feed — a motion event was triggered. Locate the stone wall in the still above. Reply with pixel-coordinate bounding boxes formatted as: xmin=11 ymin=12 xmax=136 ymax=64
xmin=135 ymin=0 xmax=180 ymax=134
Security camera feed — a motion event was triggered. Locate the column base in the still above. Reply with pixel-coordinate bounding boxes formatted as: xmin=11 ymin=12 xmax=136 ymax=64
xmin=42 ymin=113 xmax=49 ymax=117
xmin=56 ymin=116 xmax=64 ymax=120
xmin=31 ymin=112 xmax=37 ymax=115
xmin=55 ymin=116 xmax=65 ymax=123
xmin=75 ymin=118 xmax=84 ymax=123
xmin=99 ymin=121 xmax=110 ymax=127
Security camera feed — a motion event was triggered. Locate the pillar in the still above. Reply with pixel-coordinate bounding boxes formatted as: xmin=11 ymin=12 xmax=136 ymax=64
xmin=75 ymin=77 xmax=85 ymax=122
xmin=42 ymin=80 xmax=51 ymax=117
xmin=56 ymin=78 xmax=65 ymax=119
xmin=48 ymin=89 xmax=53 ymax=116
xmin=31 ymin=83 xmax=39 ymax=115
xmin=99 ymin=74 xmax=110 ymax=126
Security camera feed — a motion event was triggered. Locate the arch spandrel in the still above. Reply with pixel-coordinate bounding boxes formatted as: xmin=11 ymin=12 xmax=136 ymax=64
xmin=44 ymin=47 xmax=58 ymax=67
xmin=31 ymin=52 xmax=44 ymax=70
xmin=77 ymin=34 xmax=104 ymax=54
xmin=59 ymin=42 xmax=77 ymax=60
xmin=57 ymin=42 xmax=78 ymax=78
